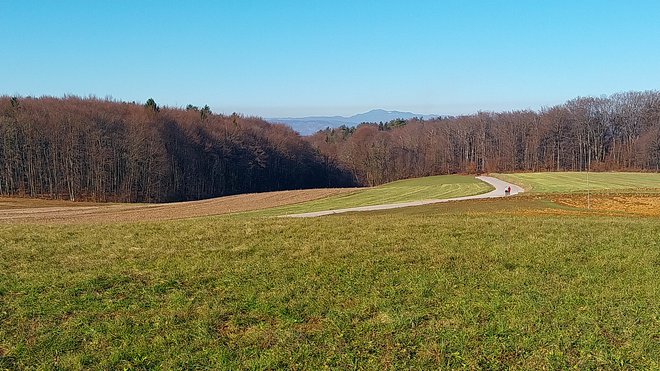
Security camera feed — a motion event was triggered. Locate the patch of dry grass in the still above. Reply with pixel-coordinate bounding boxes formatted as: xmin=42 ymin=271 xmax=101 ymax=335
xmin=0 ymin=197 xmax=105 ymax=210
xmin=552 ymin=194 xmax=660 ymax=216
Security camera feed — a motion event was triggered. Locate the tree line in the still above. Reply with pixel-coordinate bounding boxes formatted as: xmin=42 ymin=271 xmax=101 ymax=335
xmin=0 ymin=96 xmax=355 ymax=202
xmin=2 ymin=91 xmax=659 ymax=202
xmin=308 ymin=91 xmax=660 ymax=186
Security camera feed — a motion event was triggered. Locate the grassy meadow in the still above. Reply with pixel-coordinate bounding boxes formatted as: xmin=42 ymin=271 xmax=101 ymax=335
xmin=1 ymin=172 xmax=659 ymax=369
xmin=493 ymin=172 xmax=660 ymax=193
xmin=261 ymin=174 xmax=492 ymax=216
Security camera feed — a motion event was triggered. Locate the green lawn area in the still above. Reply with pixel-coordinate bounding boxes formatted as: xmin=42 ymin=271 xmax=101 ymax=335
xmin=1 ymin=198 xmax=659 ymax=369
xmin=261 ymin=174 xmax=492 ymax=216
xmin=493 ymin=172 xmax=660 ymax=193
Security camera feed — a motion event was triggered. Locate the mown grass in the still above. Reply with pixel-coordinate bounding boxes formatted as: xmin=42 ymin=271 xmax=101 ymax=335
xmin=493 ymin=171 xmax=660 ymax=193
xmin=259 ymin=174 xmax=492 ymax=216
xmin=1 ymin=197 xmax=658 ymax=369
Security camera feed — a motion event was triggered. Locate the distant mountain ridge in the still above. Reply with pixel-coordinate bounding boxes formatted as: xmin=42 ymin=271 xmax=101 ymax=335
xmin=268 ymin=109 xmax=440 ymax=135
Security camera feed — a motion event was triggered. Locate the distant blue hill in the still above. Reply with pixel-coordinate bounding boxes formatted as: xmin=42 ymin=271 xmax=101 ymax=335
xmin=268 ymin=109 xmax=440 ymax=135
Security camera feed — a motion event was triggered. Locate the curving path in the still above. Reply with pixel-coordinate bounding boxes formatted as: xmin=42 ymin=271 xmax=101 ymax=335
xmin=283 ymin=176 xmax=524 ymax=218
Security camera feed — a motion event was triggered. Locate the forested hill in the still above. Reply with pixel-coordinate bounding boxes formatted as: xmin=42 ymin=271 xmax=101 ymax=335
xmin=308 ymin=91 xmax=660 ymax=186
xmin=2 ymin=92 xmax=660 ymax=203
xmin=0 ymin=97 xmax=355 ymax=202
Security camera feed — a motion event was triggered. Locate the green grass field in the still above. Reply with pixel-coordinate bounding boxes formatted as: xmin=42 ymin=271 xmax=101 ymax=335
xmin=261 ymin=175 xmax=492 ymax=216
xmin=1 ymin=173 xmax=659 ymax=369
xmin=493 ymin=172 xmax=660 ymax=193
xmin=1 ymin=198 xmax=659 ymax=369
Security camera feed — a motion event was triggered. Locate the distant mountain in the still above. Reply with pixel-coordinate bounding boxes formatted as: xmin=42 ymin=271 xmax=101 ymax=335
xmin=268 ymin=109 xmax=440 ymax=136
xmin=348 ymin=109 xmax=438 ymax=124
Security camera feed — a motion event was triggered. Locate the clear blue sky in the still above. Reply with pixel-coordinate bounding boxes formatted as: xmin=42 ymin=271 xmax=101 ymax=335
xmin=2 ymin=1 xmax=659 ymax=117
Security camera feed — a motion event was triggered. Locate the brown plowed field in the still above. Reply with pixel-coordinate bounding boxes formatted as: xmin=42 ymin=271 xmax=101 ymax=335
xmin=0 ymin=188 xmax=358 ymax=224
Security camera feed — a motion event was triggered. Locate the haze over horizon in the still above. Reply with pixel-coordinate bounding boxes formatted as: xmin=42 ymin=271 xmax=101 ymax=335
xmin=2 ymin=1 xmax=659 ymax=117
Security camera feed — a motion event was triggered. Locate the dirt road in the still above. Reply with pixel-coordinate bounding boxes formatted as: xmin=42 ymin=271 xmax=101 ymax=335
xmin=283 ymin=176 xmax=523 ymax=218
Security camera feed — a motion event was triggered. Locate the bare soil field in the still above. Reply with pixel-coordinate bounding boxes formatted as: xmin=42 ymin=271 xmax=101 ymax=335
xmin=0 ymin=188 xmax=358 ymax=224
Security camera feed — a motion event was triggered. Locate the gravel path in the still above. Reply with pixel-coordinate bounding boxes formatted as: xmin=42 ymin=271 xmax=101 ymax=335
xmin=283 ymin=176 xmax=524 ymax=218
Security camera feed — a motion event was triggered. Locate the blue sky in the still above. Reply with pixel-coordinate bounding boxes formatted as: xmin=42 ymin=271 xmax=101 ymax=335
xmin=1 ymin=1 xmax=659 ymax=117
